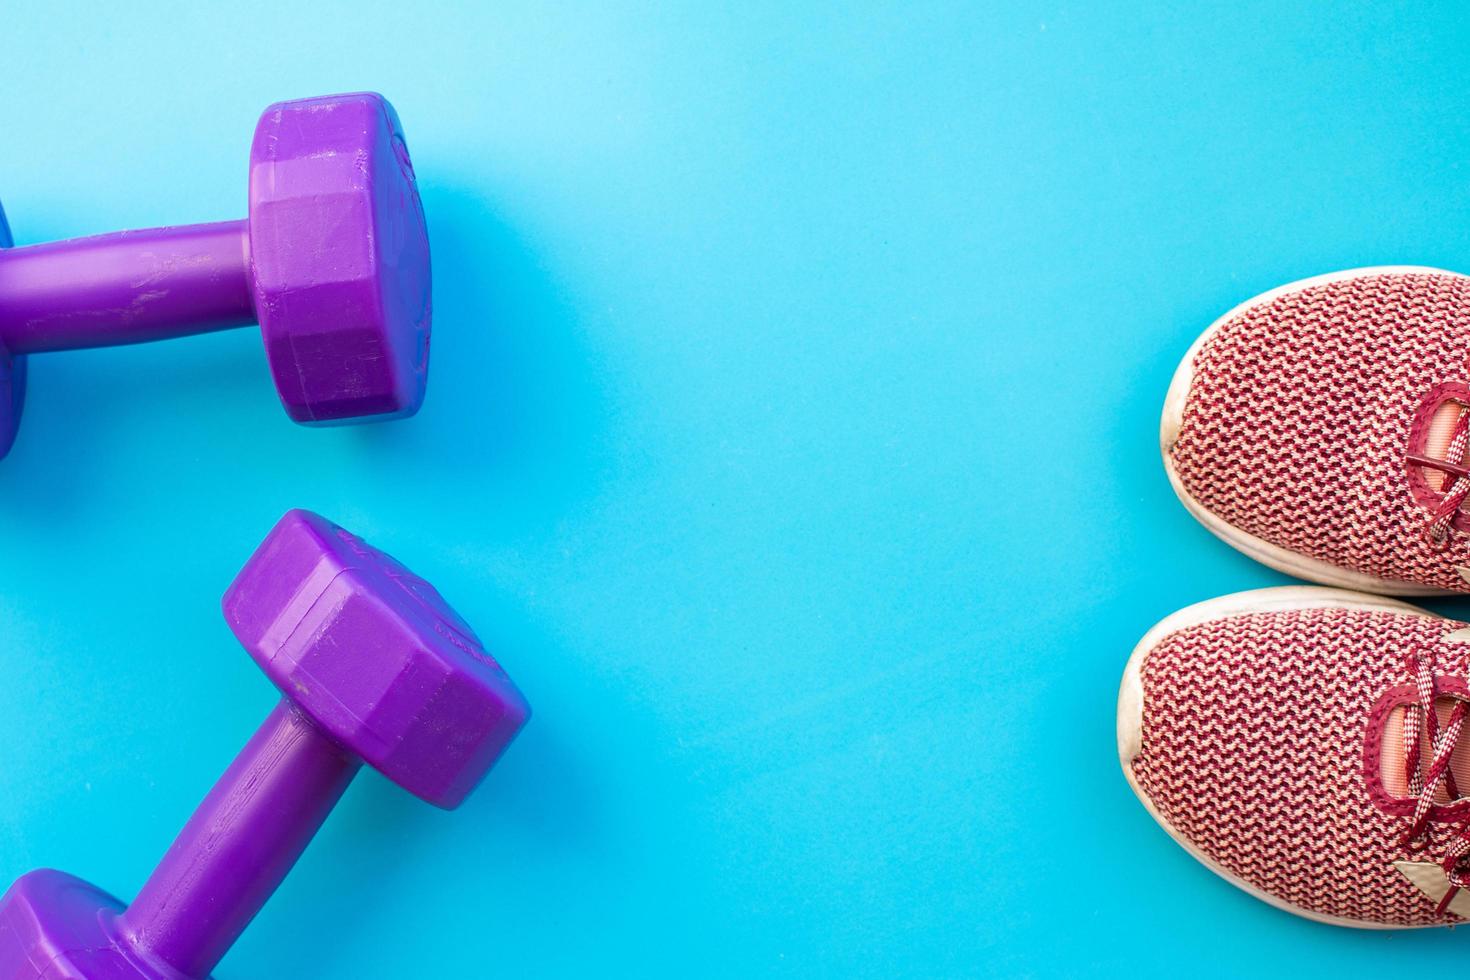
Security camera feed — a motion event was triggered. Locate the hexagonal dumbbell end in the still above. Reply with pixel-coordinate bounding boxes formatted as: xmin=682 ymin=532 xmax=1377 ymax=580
xmin=0 ymin=511 xmax=528 ymax=978
xmin=0 ymin=871 xmax=139 ymax=979
xmin=223 ymin=509 xmax=528 ymax=807
xmin=249 ymin=95 xmax=432 ymax=424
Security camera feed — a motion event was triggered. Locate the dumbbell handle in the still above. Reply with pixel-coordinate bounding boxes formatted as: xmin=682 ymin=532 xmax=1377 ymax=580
xmin=118 ymin=699 xmax=362 ymax=978
xmin=0 ymin=221 xmax=255 ymax=355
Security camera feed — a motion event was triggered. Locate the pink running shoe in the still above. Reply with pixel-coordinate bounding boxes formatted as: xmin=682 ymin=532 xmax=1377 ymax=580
xmin=1163 ymin=267 xmax=1470 ymax=594
xmin=1119 ymin=587 xmax=1470 ymax=928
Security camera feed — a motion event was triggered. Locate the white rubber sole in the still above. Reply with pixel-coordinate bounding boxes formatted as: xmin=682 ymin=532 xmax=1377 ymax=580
xmin=1160 ymin=266 xmax=1462 ymax=597
xmin=1117 ymin=585 xmax=1441 ymax=929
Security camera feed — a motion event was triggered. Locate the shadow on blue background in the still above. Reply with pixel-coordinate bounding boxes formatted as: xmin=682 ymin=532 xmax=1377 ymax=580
xmin=3 ymin=2 xmax=1470 ymax=976
xmin=356 ymin=180 xmax=612 ymax=529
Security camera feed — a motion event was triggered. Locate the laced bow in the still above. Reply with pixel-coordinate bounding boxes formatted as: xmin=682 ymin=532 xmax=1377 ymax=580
xmin=1409 ymin=402 xmax=1470 ymax=549
xmin=1399 ymin=650 xmax=1470 ymax=913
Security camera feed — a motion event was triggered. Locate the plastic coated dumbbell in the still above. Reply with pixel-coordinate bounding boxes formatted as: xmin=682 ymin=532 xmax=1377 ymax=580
xmin=0 ymin=92 xmax=432 ymax=459
xmin=0 ymin=510 xmax=529 ymax=978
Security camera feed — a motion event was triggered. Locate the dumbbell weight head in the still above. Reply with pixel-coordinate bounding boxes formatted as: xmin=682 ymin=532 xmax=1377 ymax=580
xmin=248 ymin=95 xmax=432 ymax=424
xmin=0 ymin=872 xmax=139 ymax=979
xmin=0 ymin=511 xmax=528 ymax=978
xmin=223 ymin=509 xmax=528 ymax=806
xmin=0 ymin=204 xmax=24 ymax=459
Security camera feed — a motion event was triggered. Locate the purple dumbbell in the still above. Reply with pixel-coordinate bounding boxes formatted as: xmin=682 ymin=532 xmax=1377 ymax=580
xmin=0 ymin=92 xmax=432 ymax=459
xmin=0 ymin=510 xmax=529 ymax=978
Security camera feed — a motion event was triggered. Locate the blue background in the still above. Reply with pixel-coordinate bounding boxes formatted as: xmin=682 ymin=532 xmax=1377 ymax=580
xmin=2 ymin=2 xmax=1469 ymax=976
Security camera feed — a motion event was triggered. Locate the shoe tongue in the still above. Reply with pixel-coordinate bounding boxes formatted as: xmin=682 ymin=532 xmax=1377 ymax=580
xmin=1423 ymin=402 xmax=1467 ymax=492
xmin=1381 ymin=699 xmax=1470 ymax=800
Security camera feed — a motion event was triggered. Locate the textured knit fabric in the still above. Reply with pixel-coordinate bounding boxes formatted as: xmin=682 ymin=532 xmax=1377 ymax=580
xmin=1130 ymin=604 xmax=1470 ymax=926
xmin=1170 ymin=271 xmax=1470 ymax=591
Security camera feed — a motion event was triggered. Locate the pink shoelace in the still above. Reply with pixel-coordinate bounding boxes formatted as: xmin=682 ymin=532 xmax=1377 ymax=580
xmin=1409 ymin=402 xmax=1470 ymax=550
xmin=1399 ymin=650 xmax=1470 ymax=913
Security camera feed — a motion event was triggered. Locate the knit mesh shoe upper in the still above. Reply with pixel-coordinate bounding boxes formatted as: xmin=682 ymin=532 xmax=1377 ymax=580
xmin=1168 ymin=270 xmax=1470 ymax=592
xmin=1122 ymin=594 xmax=1470 ymax=928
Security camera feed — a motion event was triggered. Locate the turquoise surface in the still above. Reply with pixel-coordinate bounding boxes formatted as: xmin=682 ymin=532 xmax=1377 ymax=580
xmin=3 ymin=2 xmax=1470 ymax=976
